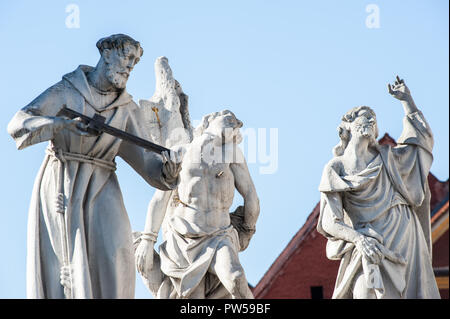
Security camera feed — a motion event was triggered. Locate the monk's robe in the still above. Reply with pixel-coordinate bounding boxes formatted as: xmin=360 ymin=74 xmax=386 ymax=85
xmin=8 ymin=65 xmax=177 ymax=298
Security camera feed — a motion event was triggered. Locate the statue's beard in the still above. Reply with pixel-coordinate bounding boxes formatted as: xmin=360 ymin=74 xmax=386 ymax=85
xmin=356 ymin=124 xmax=375 ymax=138
xmin=355 ymin=123 xmax=377 ymax=145
xmin=105 ymin=64 xmax=129 ymax=89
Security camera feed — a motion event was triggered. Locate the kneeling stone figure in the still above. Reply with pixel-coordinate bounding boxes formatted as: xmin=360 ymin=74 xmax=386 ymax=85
xmin=135 ymin=110 xmax=260 ymax=299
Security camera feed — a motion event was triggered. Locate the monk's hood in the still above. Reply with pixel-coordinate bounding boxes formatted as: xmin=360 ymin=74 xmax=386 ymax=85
xmin=62 ymin=65 xmax=133 ymax=112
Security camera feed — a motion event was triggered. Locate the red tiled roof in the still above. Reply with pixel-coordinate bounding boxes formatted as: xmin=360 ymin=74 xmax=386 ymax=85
xmin=253 ymin=202 xmax=320 ymax=297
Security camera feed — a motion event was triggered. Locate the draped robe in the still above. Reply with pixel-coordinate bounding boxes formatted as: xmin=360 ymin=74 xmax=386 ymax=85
xmin=317 ymin=111 xmax=440 ymax=299
xmin=8 ymin=65 xmax=177 ymax=298
xmin=157 ymin=219 xmax=240 ymax=298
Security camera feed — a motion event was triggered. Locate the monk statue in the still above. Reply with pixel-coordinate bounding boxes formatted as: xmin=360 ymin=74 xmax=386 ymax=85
xmin=7 ymin=34 xmax=182 ymax=299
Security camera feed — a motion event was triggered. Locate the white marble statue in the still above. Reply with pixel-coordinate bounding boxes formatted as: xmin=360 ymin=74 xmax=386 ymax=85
xmin=134 ymin=108 xmax=260 ymax=298
xmin=317 ymin=76 xmax=440 ymax=299
xmin=7 ymin=34 xmax=181 ymax=299
xmin=139 ymin=56 xmax=193 ymax=149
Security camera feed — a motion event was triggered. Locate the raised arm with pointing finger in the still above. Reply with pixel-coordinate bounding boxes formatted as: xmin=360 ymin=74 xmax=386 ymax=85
xmin=317 ymin=76 xmax=439 ymax=299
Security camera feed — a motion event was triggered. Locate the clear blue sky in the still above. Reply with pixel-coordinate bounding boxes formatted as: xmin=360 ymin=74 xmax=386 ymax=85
xmin=0 ymin=1 xmax=448 ymax=298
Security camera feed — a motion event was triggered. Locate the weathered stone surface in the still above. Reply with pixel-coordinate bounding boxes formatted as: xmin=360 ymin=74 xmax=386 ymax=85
xmin=317 ymin=77 xmax=440 ymax=299
xmin=139 ymin=56 xmax=192 ymax=149
xmin=7 ymin=34 xmax=181 ymax=299
xmin=134 ymin=59 xmax=259 ymax=298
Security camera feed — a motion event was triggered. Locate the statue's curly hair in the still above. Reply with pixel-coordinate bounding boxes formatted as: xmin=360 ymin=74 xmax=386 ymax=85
xmin=96 ymin=34 xmax=144 ymax=58
xmin=193 ymin=110 xmax=241 ymax=137
xmin=333 ymin=106 xmax=378 ymax=157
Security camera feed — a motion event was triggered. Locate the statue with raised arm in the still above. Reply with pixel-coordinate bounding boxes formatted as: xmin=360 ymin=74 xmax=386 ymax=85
xmin=317 ymin=76 xmax=440 ymax=299
xmin=7 ymin=34 xmax=181 ymax=299
xmin=134 ymin=109 xmax=260 ymax=299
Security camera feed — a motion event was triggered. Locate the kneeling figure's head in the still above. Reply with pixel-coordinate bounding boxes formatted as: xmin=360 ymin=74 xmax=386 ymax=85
xmin=195 ymin=110 xmax=243 ymax=144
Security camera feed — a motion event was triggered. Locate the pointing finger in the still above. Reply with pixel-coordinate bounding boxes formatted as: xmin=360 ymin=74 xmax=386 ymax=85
xmin=388 ymin=83 xmax=394 ymax=94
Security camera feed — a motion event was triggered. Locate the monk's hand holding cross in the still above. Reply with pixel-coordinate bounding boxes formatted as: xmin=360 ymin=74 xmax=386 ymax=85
xmin=54 ymin=116 xmax=99 ymax=137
